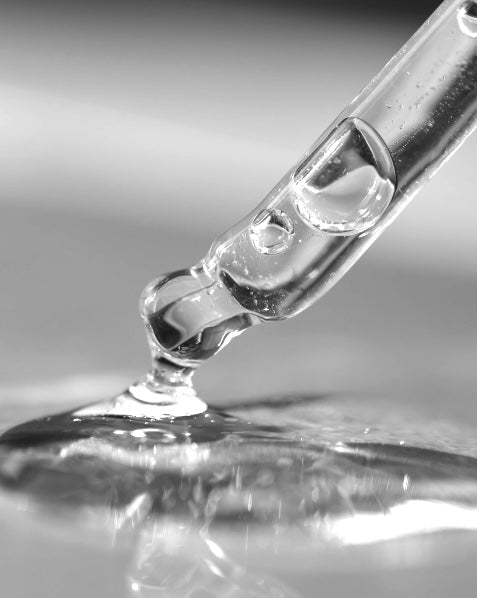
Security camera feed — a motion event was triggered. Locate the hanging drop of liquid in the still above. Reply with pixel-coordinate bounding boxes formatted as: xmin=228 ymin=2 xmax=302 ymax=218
xmin=292 ymin=117 xmax=396 ymax=235
xmin=457 ymin=1 xmax=477 ymax=38
xmin=249 ymin=208 xmax=295 ymax=255
xmin=140 ymin=266 xmax=256 ymax=368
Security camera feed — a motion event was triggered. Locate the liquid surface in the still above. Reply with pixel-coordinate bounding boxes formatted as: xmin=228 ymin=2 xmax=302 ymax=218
xmin=3 ymin=397 xmax=477 ymax=531
xmin=2 ymin=396 xmax=477 ymax=597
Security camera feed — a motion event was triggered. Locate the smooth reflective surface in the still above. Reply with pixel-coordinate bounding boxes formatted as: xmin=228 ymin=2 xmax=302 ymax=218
xmin=2 ymin=395 xmax=477 ymax=596
xmin=3 ymin=395 xmax=477 ymax=543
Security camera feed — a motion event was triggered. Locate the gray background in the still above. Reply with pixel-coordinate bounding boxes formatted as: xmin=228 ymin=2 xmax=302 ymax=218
xmin=1 ymin=2 xmax=477 ymax=597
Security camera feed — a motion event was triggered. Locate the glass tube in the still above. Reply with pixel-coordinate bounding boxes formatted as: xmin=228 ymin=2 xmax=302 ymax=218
xmin=141 ymin=0 xmax=477 ymax=371
xmin=203 ymin=0 xmax=477 ymax=321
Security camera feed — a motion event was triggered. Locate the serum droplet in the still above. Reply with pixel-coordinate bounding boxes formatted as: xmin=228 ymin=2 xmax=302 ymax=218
xmin=249 ymin=209 xmax=295 ymax=255
xmin=291 ymin=117 xmax=396 ymax=236
xmin=458 ymin=1 xmax=477 ymax=38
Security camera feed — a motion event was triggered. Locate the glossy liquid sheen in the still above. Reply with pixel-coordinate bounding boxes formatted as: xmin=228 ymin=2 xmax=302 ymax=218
xmin=3 ymin=397 xmax=477 ymax=598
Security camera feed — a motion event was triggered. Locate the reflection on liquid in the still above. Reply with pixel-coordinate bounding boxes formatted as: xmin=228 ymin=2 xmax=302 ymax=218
xmin=328 ymin=499 xmax=477 ymax=545
xmin=128 ymin=519 xmax=301 ymax=598
xmin=2 ymin=396 xmax=477 ymax=594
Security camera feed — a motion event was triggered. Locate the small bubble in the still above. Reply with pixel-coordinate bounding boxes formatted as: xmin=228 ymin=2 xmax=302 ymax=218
xmin=249 ymin=209 xmax=295 ymax=255
xmin=458 ymin=1 xmax=477 ymax=37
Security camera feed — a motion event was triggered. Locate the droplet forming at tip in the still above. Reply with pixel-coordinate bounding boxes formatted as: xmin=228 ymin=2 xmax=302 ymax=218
xmin=138 ymin=117 xmax=397 ymax=392
xmin=140 ymin=266 xmax=256 ymax=370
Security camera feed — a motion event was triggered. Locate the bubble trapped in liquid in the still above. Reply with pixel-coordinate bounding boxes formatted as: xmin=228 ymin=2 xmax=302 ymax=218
xmin=458 ymin=1 xmax=477 ymax=37
xmin=249 ymin=209 xmax=295 ymax=254
xmin=291 ymin=118 xmax=396 ymax=236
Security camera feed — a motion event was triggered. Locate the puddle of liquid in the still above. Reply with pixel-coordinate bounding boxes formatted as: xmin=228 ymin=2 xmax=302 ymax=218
xmin=2 ymin=396 xmax=477 ymax=538
xmin=3 ymin=395 xmax=477 ymax=597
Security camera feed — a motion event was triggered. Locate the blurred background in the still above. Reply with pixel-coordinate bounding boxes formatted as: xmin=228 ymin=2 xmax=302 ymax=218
xmin=0 ymin=0 xmax=475 ymax=423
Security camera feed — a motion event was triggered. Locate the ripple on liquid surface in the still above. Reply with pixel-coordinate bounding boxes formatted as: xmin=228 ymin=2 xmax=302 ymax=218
xmin=2 ymin=395 xmax=477 ymax=595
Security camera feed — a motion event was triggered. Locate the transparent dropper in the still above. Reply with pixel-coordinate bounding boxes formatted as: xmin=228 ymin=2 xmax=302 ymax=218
xmin=123 ymin=0 xmax=477 ymax=416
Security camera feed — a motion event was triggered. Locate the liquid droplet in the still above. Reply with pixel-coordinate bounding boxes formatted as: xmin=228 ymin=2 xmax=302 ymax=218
xmin=458 ymin=1 xmax=477 ymax=37
xmin=292 ymin=117 xmax=396 ymax=236
xmin=140 ymin=266 xmax=256 ymax=367
xmin=249 ymin=209 xmax=294 ymax=255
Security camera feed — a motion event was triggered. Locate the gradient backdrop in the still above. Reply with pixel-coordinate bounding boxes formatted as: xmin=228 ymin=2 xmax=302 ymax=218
xmin=2 ymin=2 xmax=477 ymax=598
xmin=0 ymin=0 xmax=475 ymax=421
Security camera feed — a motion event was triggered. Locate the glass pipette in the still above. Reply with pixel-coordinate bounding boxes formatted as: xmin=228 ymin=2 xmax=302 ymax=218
xmin=124 ymin=0 xmax=477 ymax=414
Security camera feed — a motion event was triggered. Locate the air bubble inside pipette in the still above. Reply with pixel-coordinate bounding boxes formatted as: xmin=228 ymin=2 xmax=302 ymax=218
xmin=291 ymin=118 xmax=396 ymax=236
xmin=249 ymin=209 xmax=295 ymax=255
xmin=458 ymin=1 xmax=477 ymax=37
